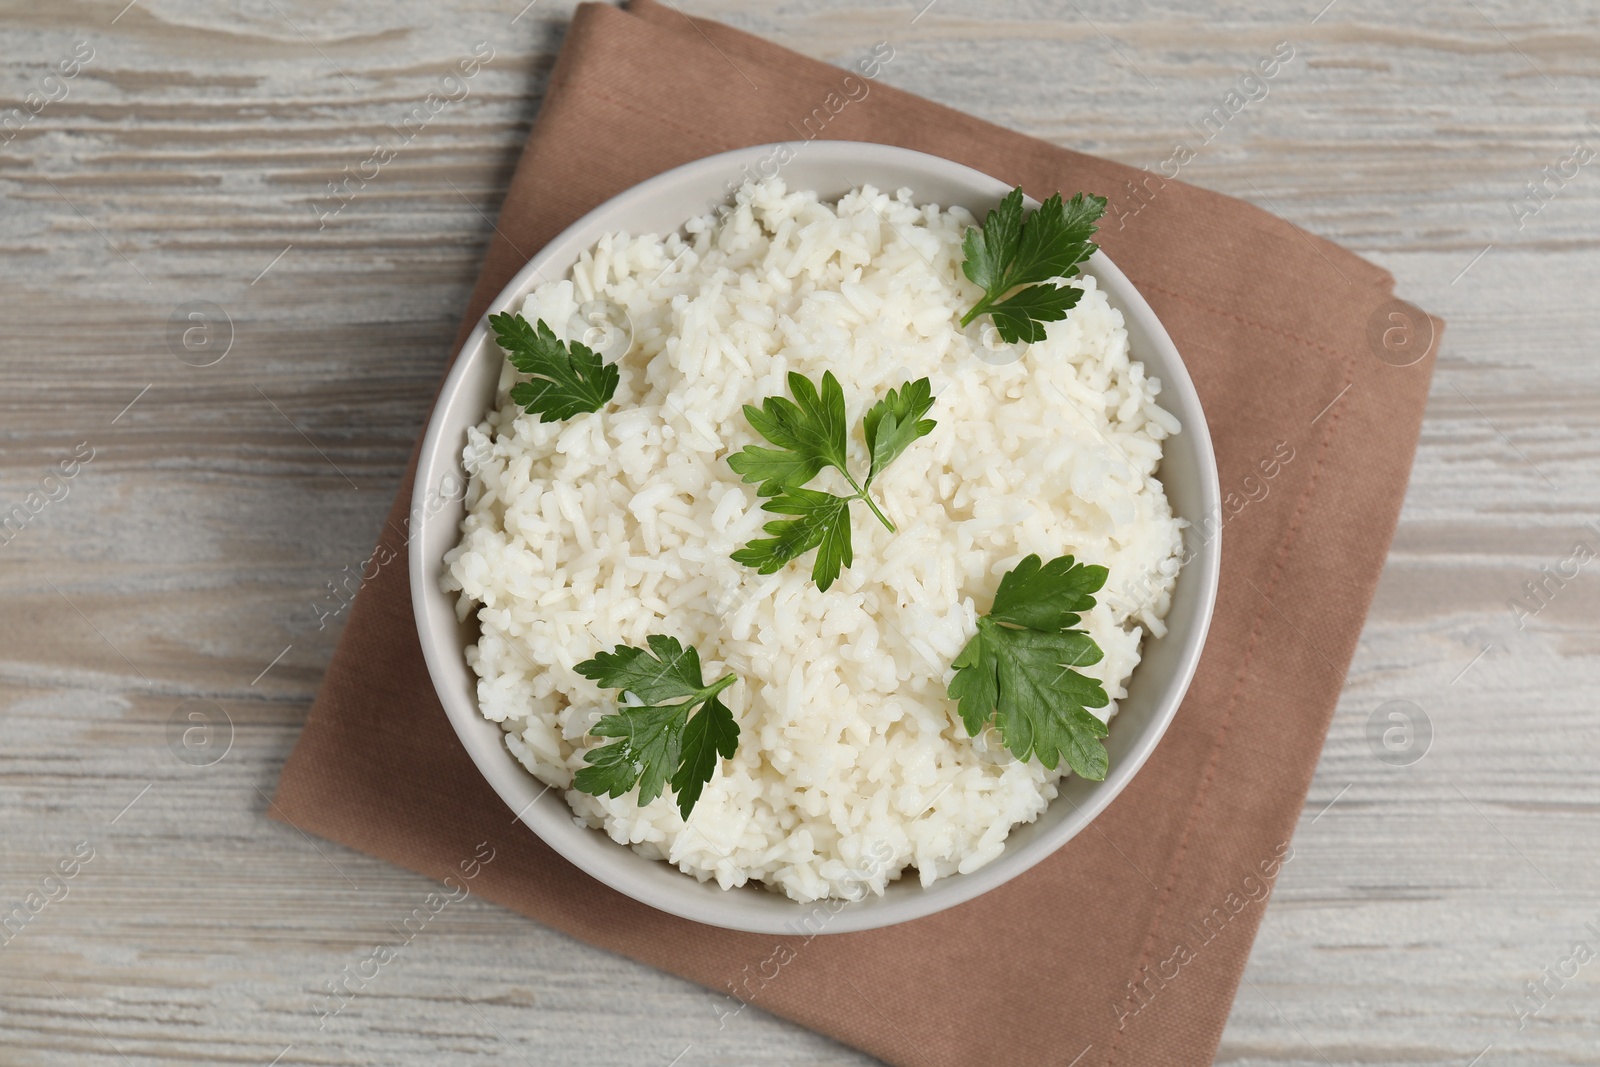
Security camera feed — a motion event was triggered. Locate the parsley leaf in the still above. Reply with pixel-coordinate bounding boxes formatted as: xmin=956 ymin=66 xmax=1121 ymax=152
xmin=947 ymin=554 xmax=1112 ymax=780
xmin=572 ymin=634 xmax=739 ymax=819
xmin=727 ymin=370 xmax=849 ymax=497
xmin=727 ymin=372 xmax=936 ymax=591
xmin=730 ymin=487 xmax=854 ymax=590
xmin=488 ymin=311 xmax=619 ymax=422
xmin=988 ymin=552 xmax=1108 ymax=631
xmin=985 ymin=284 xmax=1084 ymax=348
xmin=959 ymin=188 xmax=1107 ymax=345
xmin=863 ymin=377 xmax=937 ymax=484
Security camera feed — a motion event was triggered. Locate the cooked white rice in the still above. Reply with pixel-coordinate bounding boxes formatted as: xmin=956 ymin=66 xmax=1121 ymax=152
xmin=442 ymin=177 xmax=1184 ymax=903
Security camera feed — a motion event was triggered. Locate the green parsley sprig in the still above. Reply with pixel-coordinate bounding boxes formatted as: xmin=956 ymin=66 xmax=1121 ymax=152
xmin=947 ymin=554 xmax=1113 ymax=780
xmin=572 ymin=635 xmax=739 ymax=819
xmin=959 ymin=188 xmax=1108 ymax=344
xmin=727 ymin=372 xmax=936 ymax=591
xmin=488 ymin=311 xmax=619 ymax=422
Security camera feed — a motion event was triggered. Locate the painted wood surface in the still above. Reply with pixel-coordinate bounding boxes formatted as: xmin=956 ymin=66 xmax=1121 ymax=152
xmin=2 ymin=1 xmax=1597 ymax=1064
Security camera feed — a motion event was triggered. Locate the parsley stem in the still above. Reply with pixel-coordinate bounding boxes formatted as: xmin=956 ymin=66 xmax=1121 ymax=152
xmin=958 ymin=295 xmax=992 ymax=329
xmin=843 ymin=471 xmax=896 ymax=533
xmin=699 ymin=673 xmax=738 ymax=700
xmin=858 ymin=493 xmax=896 ymax=533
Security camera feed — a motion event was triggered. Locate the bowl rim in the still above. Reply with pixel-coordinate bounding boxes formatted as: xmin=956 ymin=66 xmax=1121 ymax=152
xmin=410 ymin=140 xmax=1221 ymax=933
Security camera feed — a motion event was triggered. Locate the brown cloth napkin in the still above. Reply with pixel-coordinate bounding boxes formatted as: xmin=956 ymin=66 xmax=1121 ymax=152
xmin=273 ymin=4 xmax=1440 ymax=1064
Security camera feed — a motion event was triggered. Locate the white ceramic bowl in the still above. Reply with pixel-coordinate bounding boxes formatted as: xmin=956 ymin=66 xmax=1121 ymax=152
xmin=410 ymin=142 xmax=1220 ymax=934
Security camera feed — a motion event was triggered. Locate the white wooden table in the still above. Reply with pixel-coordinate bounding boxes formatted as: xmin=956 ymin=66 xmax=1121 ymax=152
xmin=3 ymin=1 xmax=1596 ymax=1063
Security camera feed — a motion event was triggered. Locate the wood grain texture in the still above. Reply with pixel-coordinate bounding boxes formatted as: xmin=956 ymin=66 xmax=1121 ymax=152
xmin=2 ymin=0 xmax=1597 ymax=1064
